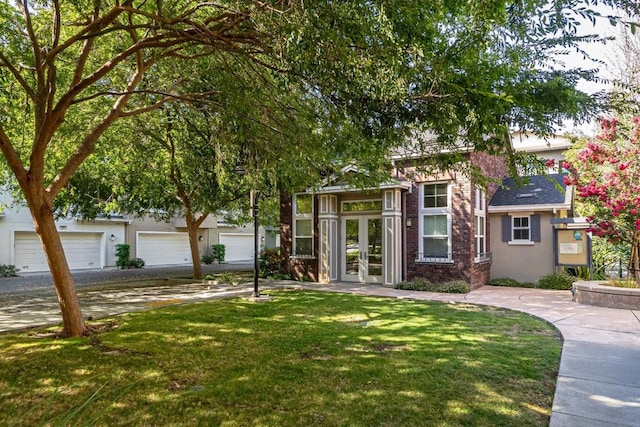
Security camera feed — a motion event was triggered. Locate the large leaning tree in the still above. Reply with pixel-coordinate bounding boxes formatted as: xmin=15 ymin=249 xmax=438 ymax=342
xmin=0 ymin=1 xmax=300 ymax=337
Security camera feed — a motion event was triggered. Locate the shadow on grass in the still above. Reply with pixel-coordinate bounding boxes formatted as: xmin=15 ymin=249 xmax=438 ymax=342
xmin=0 ymin=290 xmax=560 ymax=426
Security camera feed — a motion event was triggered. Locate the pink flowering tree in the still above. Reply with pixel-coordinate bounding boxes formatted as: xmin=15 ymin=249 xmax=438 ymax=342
xmin=564 ymin=117 xmax=640 ymax=282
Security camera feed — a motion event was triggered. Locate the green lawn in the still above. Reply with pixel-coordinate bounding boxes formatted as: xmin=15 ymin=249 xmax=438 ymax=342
xmin=0 ymin=290 xmax=561 ymax=426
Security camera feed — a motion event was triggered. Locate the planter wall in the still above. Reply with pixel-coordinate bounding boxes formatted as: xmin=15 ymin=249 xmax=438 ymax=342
xmin=573 ymin=281 xmax=640 ymax=310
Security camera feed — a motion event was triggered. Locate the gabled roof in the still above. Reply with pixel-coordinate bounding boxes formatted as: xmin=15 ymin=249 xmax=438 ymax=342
xmin=488 ymin=174 xmax=571 ymax=213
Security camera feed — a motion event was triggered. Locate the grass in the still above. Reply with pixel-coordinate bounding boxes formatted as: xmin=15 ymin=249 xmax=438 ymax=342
xmin=0 ymin=290 xmax=561 ymax=426
xmin=604 ymin=279 xmax=639 ymax=288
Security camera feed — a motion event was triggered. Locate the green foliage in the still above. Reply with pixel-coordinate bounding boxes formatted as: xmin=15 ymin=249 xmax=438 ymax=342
xmin=605 ymin=279 xmax=639 ymax=288
xmin=115 ymin=244 xmax=144 ymax=269
xmin=201 ymin=253 xmax=215 ymax=265
xmin=211 ymin=244 xmax=225 ymax=264
xmin=538 ymin=273 xmax=575 ymax=290
xmin=490 ymin=277 xmax=521 ymax=287
xmin=0 ymin=265 xmax=18 ymax=277
xmin=115 ymin=244 xmax=131 ymax=269
xmin=395 ymin=278 xmax=470 ymax=293
xmin=259 ymin=248 xmax=282 ymax=278
xmin=128 ymin=258 xmax=145 ymax=269
xmin=488 ymin=277 xmax=536 ymax=288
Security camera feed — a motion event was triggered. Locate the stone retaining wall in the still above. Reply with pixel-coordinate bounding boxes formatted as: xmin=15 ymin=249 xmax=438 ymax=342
xmin=573 ymin=281 xmax=640 ymax=310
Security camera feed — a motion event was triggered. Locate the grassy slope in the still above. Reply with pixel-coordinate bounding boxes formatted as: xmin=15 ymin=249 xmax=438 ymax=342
xmin=0 ymin=290 xmax=560 ymax=426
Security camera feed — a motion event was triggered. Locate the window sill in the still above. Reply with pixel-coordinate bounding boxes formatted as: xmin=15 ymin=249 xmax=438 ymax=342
xmin=415 ymin=258 xmax=454 ymax=265
xmin=474 ymin=257 xmax=491 ymax=264
xmin=289 ymin=255 xmax=316 ymax=260
xmin=507 ymin=240 xmax=535 ymax=246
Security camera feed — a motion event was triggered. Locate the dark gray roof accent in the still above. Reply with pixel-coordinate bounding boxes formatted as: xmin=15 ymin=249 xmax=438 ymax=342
xmin=489 ymin=174 xmax=566 ymax=207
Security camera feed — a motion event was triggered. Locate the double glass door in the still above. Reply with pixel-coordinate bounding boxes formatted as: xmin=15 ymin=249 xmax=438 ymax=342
xmin=341 ymin=216 xmax=383 ymax=283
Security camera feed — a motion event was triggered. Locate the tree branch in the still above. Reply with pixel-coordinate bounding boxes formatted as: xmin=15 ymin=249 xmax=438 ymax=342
xmin=0 ymin=124 xmax=27 ymax=183
xmin=47 ymin=62 xmax=147 ymax=198
xmin=0 ymin=52 xmax=36 ymax=100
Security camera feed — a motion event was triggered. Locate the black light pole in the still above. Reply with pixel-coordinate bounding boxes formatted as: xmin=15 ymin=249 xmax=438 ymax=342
xmin=252 ymin=190 xmax=260 ymax=297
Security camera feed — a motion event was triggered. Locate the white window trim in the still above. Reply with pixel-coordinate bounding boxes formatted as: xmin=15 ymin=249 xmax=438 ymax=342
xmin=510 ymin=215 xmax=531 ymax=243
xmin=474 ymin=187 xmax=488 ymax=263
xmin=293 ymin=194 xmax=314 ymax=257
xmin=418 ymin=182 xmax=452 ymax=262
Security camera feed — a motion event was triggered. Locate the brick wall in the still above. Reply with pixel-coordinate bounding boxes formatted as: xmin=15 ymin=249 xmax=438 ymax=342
xmin=405 ymin=152 xmax=507 ymax=289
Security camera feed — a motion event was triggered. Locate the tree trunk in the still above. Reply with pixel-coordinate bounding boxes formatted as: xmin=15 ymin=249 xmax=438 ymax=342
xmin=633 ymin=232 xmax=640 ymax=285
xmin=186 ymin=214 xmax=203 ymax=280
xmin=29 ymin=198 xmax=87 ymax=337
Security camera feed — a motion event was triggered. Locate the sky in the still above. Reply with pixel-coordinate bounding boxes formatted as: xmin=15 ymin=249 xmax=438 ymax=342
xmin=559 ymin=4 xmax=635 ymax=135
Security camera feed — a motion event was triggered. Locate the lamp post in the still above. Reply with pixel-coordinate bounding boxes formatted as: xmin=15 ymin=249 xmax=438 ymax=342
xmin=251 ymin=189 xmax=260 ymax=297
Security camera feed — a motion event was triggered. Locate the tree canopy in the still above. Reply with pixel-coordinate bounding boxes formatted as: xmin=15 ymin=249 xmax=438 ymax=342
xmin=2 ymin=0 xmax=639 ymax=336
xmin=565 ymin=116 xmax=640 ymax=281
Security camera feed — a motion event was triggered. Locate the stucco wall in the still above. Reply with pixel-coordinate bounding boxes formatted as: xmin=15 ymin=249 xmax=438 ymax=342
xmin=489 ymin=211 xmax=556 ymax=284
xmin=0 ymin=200 xmax=126 ymax=268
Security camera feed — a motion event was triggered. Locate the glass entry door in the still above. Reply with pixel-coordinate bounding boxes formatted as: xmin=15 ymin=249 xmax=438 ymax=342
xmin=341 ymin=216 xmax=383 ymax=283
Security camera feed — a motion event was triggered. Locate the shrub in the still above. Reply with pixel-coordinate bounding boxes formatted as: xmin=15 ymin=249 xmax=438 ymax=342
xmin=490 ymin=278 xmax=522 ymax=287
xmin=395 ymin=278 xmax=470 ymax=293
xmin=201 ymin=253 xmax=215 ymax=265
xmin=259 ymin=248 xmax=282 ymax=278
xmin=433 ymin=280 xmax=471 ymax=293
xmin=211 ymin=244 xmax=225 ymax=263
xmin=115 ymin=244 xmax=144 ymax=269
xmin=395 ymin=277 xmax=433 ymax=291
xmin=128 ymin=258 xmax=145 ymax=269
xmin=538 ymin=272 xmax=575 ymax=290
xmin=115 ymin=244 xmax=130 ymax=268
xmin=0 ymin=265 xmax=19 ymax=277
xmin=489 ymin=277 xmax=536 ymax=288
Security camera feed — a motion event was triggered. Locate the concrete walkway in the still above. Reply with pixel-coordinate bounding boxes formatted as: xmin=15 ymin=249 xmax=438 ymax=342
xmin=1 ymin=280 xmax=639 ymax=426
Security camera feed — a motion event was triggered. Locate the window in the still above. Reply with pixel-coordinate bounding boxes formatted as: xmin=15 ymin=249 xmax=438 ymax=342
xmin=512 ymin=216 xmax=530 ymax=241
xmin=474 ymin=188 xmax=486 ymax=259
xmin=294 ymin=194 xmax=313 ymax=256
xmin=424 ymin=183 xmax=448 ymax=208
xmin=501 ymin=214 xmax=541 ymax=244
xmin=419 ymin=183 xmax=451 ymax=261
xmin=341 ymin=200 xmax=383 ymax=213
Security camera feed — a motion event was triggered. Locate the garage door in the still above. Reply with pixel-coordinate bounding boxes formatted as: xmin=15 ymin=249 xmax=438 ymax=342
xmin=137 ymin=232 xmax=192 ymax=266
xmin=219 ymin=233 xmax=254 ymax=262
xmin=14 ymin=231 xmax=102 ymax=272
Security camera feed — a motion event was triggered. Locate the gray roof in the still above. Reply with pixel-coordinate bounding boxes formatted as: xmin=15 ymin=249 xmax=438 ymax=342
xmin=489 ymin=174 xmax=567 ymax=207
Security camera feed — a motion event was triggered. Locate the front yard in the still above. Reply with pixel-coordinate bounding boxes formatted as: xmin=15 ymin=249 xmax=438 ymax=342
xmin=0 ymin=290 xmax=560 ymax=426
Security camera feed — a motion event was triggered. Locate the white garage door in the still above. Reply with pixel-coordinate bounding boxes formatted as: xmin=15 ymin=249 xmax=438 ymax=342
xmin=137 ymin=232 xmax=192 ymax=266
xmin=219 ymin=233 xmax=254 ymax=262
xmin=14 ymin=231 xmax=102 ymax=272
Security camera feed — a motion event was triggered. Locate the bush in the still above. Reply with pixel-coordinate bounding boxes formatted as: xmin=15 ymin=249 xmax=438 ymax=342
xmin=395 ymin=278 xmax=470 ymax=293
xmin=0 ymin=265 xmax=19 ymax=277
xmin=128 ymin=258 xmax=145 ymax=269
xmin=395 ymin=277 xmax=433 ymax=291
xmin=259 ymin=248 xmax=282 ymax=278
xmin=489 ymin=278 xmax=536 ymax=288
xmin=538 ymin=272 xmax=575 ymax=290
xmin=201 ymin=253 xmax=215 ymax=265
xmin=211 ymin=244 xmax=225 ymax=263
xmin=115 ymin=244 xmax=131 ymax=269
xmin=115 ymin=244 xmax=144 ymax=269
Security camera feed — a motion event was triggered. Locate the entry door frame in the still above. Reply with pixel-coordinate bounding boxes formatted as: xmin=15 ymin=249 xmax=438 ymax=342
xmin=340 ymin=215 xmax=383 ymax=283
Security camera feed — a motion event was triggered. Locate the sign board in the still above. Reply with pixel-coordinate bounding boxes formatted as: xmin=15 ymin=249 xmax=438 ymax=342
xmin=555 ymin=229 xmax=590 ymax=266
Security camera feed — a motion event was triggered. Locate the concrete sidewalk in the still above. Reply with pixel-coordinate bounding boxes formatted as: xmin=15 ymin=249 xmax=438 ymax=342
xmin=1 ymin=280 xmax=639 ymax=426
